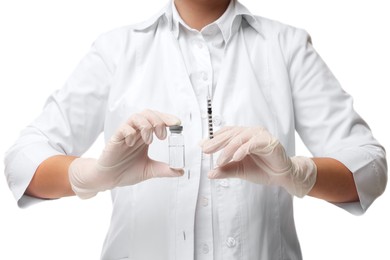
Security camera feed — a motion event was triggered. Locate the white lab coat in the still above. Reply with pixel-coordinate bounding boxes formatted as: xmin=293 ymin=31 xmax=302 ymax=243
xmin=4 ymin=1 xmax=387 ymax=259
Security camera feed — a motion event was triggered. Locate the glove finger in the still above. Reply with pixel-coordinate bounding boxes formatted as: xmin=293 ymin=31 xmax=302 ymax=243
xmin=140 ymin=109 xmax=168 ymax=140
xmin=208 ymin=161 xmax=243 ymax=179
xmin=111 ymin=124 xmax=137 ymax=144
xmin=121 ymin=125 xmax=138 ymax=146
xmin=145 ymin=159 xmax=184 ymax=179
xmin=198 ymin=126 xmax=235 ymax=147
xmin=245 ymin=132 xmax=292 ymax=174
xmin=247 ymin=129 xmax=276 ymax=155
xmin=212 ymin=126 xmax=236 ymax=136
xmin=153 ymin=110 xmax=181 ymax=127
xmin=201 ymin=127 xmax=241 ymax=154
xmin=128 ymin=113 xmax=154 ymax=144
xmin=232 ymin=130 xmax=270 ymax=162
xmin=209 ymin=159 xmax=273 ymax=185
xmin=216 ymin=129 xmax=254 ymax=166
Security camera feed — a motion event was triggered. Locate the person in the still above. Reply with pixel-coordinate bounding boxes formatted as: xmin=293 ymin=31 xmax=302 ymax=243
xmin=4 ymin=0 xmax=387 ymax=259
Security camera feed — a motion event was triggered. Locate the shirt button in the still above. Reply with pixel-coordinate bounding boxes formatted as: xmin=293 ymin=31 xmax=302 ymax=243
xmin=226 ymin=237 xmax=236 ymax=248
xmin=202 ymin=243 xmax=209 ymax=254
xmin=202 ymin=72 xmax=209 ymax=81
xmin=196 ymin=41 xmax=204 ymax=49
xmin=213 ymin=116 xmax=222 ymax=126
xmin=219 ymin=180 xmax=229 ymax=188
xmin=201 ymin=196 xmax=209 ymax=207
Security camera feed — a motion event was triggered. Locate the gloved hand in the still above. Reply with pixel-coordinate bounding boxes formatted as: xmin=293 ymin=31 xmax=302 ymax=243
xmin=201 ymin=126 xmax=317 ymax=197
xmin=69 ymin=109 xmax=184 ymax=199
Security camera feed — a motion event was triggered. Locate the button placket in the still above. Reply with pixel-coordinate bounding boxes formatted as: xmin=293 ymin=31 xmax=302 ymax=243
xmin=202 ymin=71 xmax=209 ymax=81
xmin=180 ymin=29 xmax=217 ymax=260
xmin=213 ymin=115 xmax=222 ymax=126
xmin=202 ymin=243 xmax=210 ymax=254
xmin=219 ymin=180 xmax=229 ymax=188
xmin=201 ymin=196 xmax=209 ymax=207
xmin=193 ymin=37 xmax=205 ymax=49
xmin=226 ymin=237 xmax=236 ymax=248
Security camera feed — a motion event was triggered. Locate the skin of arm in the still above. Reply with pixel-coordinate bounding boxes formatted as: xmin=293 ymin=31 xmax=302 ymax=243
xmin=25 ymin=155 xmax=76 ymax=199
xmin=309 ymin=158 xmax=358 ymax=203
xmin=25 ymin=155 xmax=359 ymax=203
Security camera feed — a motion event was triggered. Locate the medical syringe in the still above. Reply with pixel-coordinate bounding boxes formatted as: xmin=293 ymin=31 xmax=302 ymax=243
xmin=207 ymin=92 xmax=214 ymax=170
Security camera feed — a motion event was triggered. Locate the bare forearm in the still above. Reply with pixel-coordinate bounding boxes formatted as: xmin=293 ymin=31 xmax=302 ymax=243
xmin=25 ymin=155 xmax=359 ymax=202
xmin=308 ymin=157 xmax=359 ymax=203
xmin=25 ymin=155 xmax=77 ymax=199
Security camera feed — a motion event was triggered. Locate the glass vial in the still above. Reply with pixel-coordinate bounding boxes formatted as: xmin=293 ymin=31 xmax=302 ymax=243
xmin=169 ymin=125 xmax=185 ymax=169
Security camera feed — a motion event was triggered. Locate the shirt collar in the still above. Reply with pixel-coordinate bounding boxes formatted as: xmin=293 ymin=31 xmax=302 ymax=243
xmin=169 ymin=0 xmax=258 ymax=42
xmin=134 ymin=0 xmax=262 ymax=40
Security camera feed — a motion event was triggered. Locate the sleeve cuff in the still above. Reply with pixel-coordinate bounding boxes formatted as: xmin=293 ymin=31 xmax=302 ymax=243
xmin=327 ymin=147 xmax=387 ymax=215
xmin=5 ymin=142 xmax=64 ymax=208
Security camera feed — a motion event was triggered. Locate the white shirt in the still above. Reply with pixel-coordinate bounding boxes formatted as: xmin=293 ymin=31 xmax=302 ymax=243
xmin=171 ymin=2 xmax=235 ymax=259
xmin=4 ymin=0 xmax=387 ymax=259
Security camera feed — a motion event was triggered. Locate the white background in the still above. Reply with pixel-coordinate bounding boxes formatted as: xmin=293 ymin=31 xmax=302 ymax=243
xmin=0 ymin=0 xmax=389 ymax=259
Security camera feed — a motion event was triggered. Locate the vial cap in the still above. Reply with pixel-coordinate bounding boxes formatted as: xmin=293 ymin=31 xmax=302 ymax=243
xmin=169 ymin=125 xmax=183 ymax=133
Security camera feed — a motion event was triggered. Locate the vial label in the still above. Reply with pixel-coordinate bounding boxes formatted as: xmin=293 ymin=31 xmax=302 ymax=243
xmin=169 ymin=144 xmax=185 ymax=169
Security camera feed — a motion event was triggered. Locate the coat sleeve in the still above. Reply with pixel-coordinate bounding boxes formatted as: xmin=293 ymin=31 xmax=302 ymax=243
xmin=283 ymin=27 xmax=387 ymax=215
xmin=3 ymin=29 xmax=125 ymax=208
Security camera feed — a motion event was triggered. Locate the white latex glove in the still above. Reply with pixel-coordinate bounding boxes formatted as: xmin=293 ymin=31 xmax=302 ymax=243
xmin=69 ymin=109 xmax=184 ymax=199
xmin=201 ymin=126 xmax=317 ymax=197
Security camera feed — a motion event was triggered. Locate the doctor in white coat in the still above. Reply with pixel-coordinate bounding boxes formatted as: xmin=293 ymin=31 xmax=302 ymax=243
xmin=4 ymin=0 xmax=387 ymax=259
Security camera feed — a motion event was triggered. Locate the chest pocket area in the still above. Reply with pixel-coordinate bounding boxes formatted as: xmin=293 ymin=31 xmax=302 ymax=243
xmin=213 ymin=26 xmax=276 ymax=134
